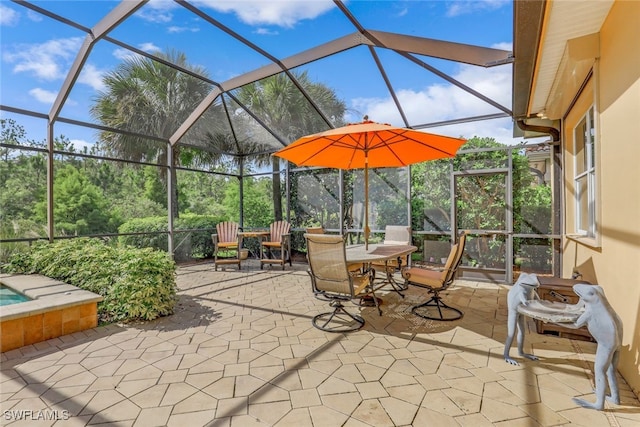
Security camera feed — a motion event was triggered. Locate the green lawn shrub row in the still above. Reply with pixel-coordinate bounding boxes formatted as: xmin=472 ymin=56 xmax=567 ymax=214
xmin=2 ymin=238 xmax=177 ymax=322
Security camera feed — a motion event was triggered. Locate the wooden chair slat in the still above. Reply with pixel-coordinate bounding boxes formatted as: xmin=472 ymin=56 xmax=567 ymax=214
xmin=212 ymin=221 xmax=242 ymax=271
xmin=260 ymin=221 xmax=292 ymax=270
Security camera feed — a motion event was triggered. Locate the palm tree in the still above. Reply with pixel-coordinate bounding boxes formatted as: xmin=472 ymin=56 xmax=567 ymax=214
xmin=90 ymin=50 xmax=214 ymax=217
xmin=236 ymin=71 xmax=347 ymax=220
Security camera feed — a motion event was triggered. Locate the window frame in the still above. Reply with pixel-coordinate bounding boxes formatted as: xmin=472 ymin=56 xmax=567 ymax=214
xmin=572 ymin=105 xmax=598 ymax=243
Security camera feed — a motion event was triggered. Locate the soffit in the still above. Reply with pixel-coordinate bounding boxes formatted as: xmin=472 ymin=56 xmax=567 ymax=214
xmin=528 ymin=0 xmax=614 ymax=118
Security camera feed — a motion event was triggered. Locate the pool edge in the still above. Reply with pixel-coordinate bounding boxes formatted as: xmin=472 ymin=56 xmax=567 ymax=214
xmin=0 ymin=274 xmax=103 ymax=352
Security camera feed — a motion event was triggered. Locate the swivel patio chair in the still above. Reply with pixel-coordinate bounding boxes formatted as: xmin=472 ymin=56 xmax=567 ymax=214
xmin=260 ymin=220 xmax=292 ymax=270
xmin=371 ymin=225 xmax=412 ymax=296
xmin=305 ymin=233 xmax=381 ymax=332
xmin=305 ymin=226 xmax=325 ymax=234
xmin=402 ymin=231 xmax=468 ymax=321
xmin=305 ymin=226 xmax=330 ymax=300
xmin=305 ymin=226 xmax=362 ymax=279
xmin=211 ymin=221 xmax=243 ymax=271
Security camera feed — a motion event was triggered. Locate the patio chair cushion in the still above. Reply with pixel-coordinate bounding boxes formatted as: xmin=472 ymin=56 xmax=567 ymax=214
xmin=217 ymin=241 xmax=238 ymax=249
xmin=402 ymin=266 xmax=447 ymax=290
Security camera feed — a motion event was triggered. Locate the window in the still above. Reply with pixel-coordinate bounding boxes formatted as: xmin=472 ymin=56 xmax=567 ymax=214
xmin=573 ymin=106 xmax=597 ymax=238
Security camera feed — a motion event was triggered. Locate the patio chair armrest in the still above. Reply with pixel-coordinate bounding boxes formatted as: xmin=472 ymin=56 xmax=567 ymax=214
xmin=211 ymin=233 xmax=220 ymax=247
xmin=401 ymin=266 xmax=444 ymax=280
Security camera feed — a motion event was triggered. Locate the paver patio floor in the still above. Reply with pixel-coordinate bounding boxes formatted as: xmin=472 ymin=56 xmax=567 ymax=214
xmin=1 ymin=260 xmax=639 ymax=426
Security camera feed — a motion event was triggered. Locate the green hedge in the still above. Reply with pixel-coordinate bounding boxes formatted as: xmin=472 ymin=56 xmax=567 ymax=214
xmin=118 ymin=214 xmax=224 ymax=258
xmin=2 ymin=238 xmax=177 ymax=322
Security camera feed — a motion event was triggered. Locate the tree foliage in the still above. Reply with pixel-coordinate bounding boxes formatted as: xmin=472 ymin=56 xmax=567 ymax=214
xmin=236 ymin=71 xmax=347 ymax=221
xmin=223 ymin=176 xmax=273 ymax=227
xmin=34 ymin=165 xmax=115 ymax=236
xmin=90 ymin=50 xmax=215 ymax=217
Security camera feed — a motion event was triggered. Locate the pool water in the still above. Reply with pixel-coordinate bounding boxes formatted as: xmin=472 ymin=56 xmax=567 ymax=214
xmin=0 ymin=284 xmax=31 ymax=306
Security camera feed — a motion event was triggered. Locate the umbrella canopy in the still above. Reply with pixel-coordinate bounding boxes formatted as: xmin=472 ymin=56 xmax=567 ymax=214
xmin=273 ymin=118 xmax=466 ymax=247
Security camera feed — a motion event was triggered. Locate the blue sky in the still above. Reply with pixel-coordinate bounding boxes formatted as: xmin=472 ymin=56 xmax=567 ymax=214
xmin=1 ymin=0 xmax=525 ymax=149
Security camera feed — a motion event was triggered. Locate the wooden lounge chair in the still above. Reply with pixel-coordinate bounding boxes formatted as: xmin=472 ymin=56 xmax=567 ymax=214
xmin=211 ymin=221 xmax=243 ymax=271
xmin=260 ymin=220 xmax=292 ymax=270
xmin=305 ymin=233 xmax=381 ymax=332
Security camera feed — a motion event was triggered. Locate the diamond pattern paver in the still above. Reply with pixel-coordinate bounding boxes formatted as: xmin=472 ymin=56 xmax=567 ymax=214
xmin=1 ymin=260 xmax=638 ymax=426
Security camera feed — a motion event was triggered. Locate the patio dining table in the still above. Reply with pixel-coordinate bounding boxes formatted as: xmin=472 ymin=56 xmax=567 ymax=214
xmin=345 ymin=243 xmax=417 ymax=264
xmin=238 ymin=230 xmax=271 ymax=259
xmin=345 ymin=243 xmax=417 ymax=305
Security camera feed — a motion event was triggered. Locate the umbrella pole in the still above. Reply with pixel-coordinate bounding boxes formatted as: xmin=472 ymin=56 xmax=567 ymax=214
xmin=364 ymin=162 xmax=369 ymax=250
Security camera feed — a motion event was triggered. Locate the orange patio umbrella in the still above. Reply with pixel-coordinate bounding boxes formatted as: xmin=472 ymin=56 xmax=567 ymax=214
xmin=273 ymin=117 xmax=466 ymax=248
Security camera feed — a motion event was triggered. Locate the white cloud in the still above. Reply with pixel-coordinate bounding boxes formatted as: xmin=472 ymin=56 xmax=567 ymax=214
xmin=4 ymin=35 xmax=106 ymax=95
xmin=69 ymin=139 xmax=93 ymax=152
xmin=396 ymin=8 xmax=408 ymax=18
xmin=168 ymin=25 xmax=200 ymax=34
xmin=137 ymin=10 xmax=172 ymax=23
xmin=446 ymin=0 xmax=509 ymax=18
xmin=135 ymin=0 xmax=334 ymax=30
xmin=28 ymin=88 xmax=58 ymax=104
xmin=78 ymin=64 xmax=106 ymax=92
xmin=255 ymin=28 xmax=279 ymax=36
xmin=455 ymin=64 xmax=512 ymax=106
xmin=26 ymin=10 xmax=42 ymax=22
xmin=113 ymin=48 xmax=137 ymax=61
xmin=492 ymin=42 xmax=512 ymax=51
xmin=113 ymin=43 xmax=161 ymax=61
xmin=348 ymin=62 xmax=525 ymax=145
xmin=427 ymin=117 xmax=518 ymax=143
xmin=28 ymin=88 xmax=78 ymax=107
xmin=139 ymin=43 xmax=162 ymax=53
xmin=3 ymin=37 xmax=83 ymax=80
xmin=194 ymin=0 xmax=335 ymax=28
xmin=0 ymin=5 xmax=19 ymax=26
xmin=147 ymin=0 xmax=177 ymax=10
xmin=136 ymin=0 xmax=176 ymax=23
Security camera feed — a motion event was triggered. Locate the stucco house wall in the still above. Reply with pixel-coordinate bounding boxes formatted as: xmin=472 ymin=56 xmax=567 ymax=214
xmin=560 ymin=0 xmax=640 ymax=397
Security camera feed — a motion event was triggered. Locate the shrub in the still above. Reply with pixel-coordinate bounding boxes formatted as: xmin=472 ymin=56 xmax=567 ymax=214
xmin=0 ymin=219 xmax=46 ymax=263
xmin=118 ymin=217 xmax=170 ymax=251
xmin=177 ymin=214 xmax=222 ymax=258
xmin=1 ymin=238 xmax=177 ymax=322
xmin=118 ymin=214 xmax=223 ymax=258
